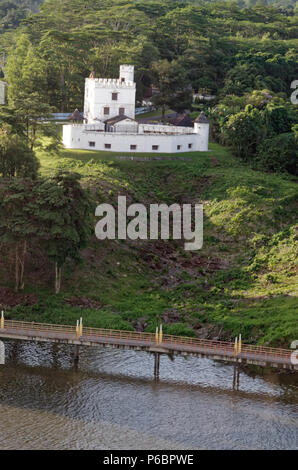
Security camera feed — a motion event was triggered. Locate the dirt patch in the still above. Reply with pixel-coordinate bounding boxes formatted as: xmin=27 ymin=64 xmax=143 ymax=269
xmin=0 ymin=287 xmax=38 ymax=309
xmin=133 ymin=316 xmax=148 ymax=332
xmin=137 ymin=240 xmax=227 ymax=289
xmin=64 ymin=296 xmax=103 ymax=310
xmin=161 ymin=308 xmax=182 ymax=324
xmin=194 ymin=323 xmax=232 ymax=341
xmin=210 ymin=155 xmax=220 ymax=166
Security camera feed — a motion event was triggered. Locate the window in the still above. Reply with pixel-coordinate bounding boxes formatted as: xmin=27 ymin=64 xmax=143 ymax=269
xmin=119 ymin=107 xmax=125 ymax=115
xmin=89 ymin=141 xmax=95 ymax=147
xmin=130 ymin=145 xmax=137 ymax=150
xmin=121 ymin=77 xmax=125 ymax=82
xmin=188 ymin=143 xmax=193 ymax=149
xmin=177 ymin=145 xmax=181 ymax=150
xmin=112 ymin=93 xmax=118 ymax=101
xmin=104 ymin=143 xmax=111 ymax=149
xmin=152 ymin=145 xmax=159 ymax=150
xmin=104 ymin=107 xmax=110 ymax=115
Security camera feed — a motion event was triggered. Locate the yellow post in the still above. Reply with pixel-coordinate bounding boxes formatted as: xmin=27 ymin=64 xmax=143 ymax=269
xmin=79 ymin=317 xmax=83 ymax=337
xmin=76 ymin=320 xmax=79 ymax=340
xmin=238 ymin=334 xmax=242 ymax=354
xmin=234 ymin=337 xmax=238 ymax=357
xmin=0 ymin=311 xmax=4 ymax=329
xmin=155 ymin=326 xmax=159 ymax=345
xmin=159 ymin=324 xmax=163 ymax=344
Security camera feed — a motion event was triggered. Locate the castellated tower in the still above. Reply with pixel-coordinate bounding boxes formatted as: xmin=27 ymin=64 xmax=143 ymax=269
xmin=84 ymin=65 xmax=136 ymax=124
xmin=119 ymin=64 xmax=134 ymax=83
xmin=63 ymin=64 xmax=210 ymax=153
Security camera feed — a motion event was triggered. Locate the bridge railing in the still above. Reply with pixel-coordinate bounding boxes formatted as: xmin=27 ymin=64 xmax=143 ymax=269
xmin=0 ymin=319 xmax=292 ymax=363
xmin=2 ymin=319 xmax=76 ymax=337
xmin=161 ymin=334 xmax=292 ymax=362
xmin=83 ymin=326 xmax=156 ymax=344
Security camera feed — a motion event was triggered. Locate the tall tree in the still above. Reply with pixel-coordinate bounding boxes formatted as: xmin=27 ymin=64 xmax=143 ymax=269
xmin=0 ymin=179 xmax=37 ymax=291
xmin=222 ymin=105 xmax=265 ymax=160
xmin=151 ymin=59 xmax=193 ymax=120
xmin=36 ymin=172 xmax=94 ymax=294
xmin=0 ymin=123 xmax=40 ymax=178
xmin=12 ymin=92 xmax=54 ymax=150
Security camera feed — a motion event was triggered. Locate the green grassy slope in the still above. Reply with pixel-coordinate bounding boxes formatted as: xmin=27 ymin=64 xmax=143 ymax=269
xmin=3 ymin=143 xmax=297 ymax=346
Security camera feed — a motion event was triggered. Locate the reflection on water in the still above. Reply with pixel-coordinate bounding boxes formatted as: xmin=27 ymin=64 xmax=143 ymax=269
xmin=0 ymin=339 xmax=297 ymax=450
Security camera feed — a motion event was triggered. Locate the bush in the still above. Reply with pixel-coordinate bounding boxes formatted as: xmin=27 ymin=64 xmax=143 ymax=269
xmin=222 ymin=106 xmax=265 ymax=161
xmin=164 ymin=323 xmax=196 ymax=337
xmin=256 ymin=133 xmax=297 ymax=175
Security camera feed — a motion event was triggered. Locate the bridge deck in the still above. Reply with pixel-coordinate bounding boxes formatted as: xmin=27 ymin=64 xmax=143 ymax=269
xmin=0 ymin=320 xmax=296 ymax=370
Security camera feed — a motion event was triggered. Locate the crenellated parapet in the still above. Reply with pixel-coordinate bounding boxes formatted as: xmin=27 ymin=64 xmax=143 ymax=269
xmin=86 ymin=78 xmax=136 ymax=88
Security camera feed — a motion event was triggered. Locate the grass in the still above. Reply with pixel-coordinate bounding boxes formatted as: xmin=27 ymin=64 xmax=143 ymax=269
xmin=1 ymin=142 xmax=297 ymax=347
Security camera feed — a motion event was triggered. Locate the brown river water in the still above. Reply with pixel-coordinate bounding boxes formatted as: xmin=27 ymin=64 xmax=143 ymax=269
xmin=0 ymin=339 xmax=297 ymax=450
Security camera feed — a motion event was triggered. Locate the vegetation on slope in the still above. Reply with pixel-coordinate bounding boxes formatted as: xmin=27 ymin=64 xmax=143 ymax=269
xmin=1 ymin=143 xmax=297 ymax=347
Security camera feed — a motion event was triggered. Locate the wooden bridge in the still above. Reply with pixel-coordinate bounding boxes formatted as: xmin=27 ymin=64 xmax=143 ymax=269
xmin=0 ymin=318 xmax=296 ymax=375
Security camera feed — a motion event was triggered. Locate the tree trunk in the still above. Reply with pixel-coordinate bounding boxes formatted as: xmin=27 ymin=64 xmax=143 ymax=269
xmin=55 ymin=262 xmax=62 ymax=294
xmin=19 ymin=240 xmax=27 ymax=291
xmin=15 ymin=244 xmax=19 ymax=292
xmin=60 ymin=70 xmax=65 ymax=113
xmin=31 ymin=127 xmax=36 ymax=151
xmin=26 ymin=117 xmax=29 ymax=141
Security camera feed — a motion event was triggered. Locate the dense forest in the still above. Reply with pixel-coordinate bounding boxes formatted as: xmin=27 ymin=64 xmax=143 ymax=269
xmin=0 ymin=2 xmax=297 ymax=96
xmin=0 ymin=0 xmax=297 ymax=174
xmin=1 ymin=0 xmax=297 ymax=107
xmin=0 ymin=0 xmax=42 ymax=33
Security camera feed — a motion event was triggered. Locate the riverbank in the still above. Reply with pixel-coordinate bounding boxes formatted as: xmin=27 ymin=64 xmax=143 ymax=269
xmin=0 ymin=143 xmax=297 ymax=347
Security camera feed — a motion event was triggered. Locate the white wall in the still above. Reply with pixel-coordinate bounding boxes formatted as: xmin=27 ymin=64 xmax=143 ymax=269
xmin=194 ymin=122 xmax=209 ymax=152
xmin=84 ymin=78 xmax=136 ymax=123
xmin=139 ymin=124 xmax=194 ymax=135
xmin=63 ymin=124 xmax=208 ymax=153
xmin=112 ymin=119 xmax=138 ymax=133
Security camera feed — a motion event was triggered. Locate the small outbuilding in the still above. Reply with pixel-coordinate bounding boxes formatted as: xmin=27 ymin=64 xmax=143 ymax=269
xmin=104 ymin=114 xmax=138 ymax=133
xmin=168 ymin=113 xmax=193 ymax=127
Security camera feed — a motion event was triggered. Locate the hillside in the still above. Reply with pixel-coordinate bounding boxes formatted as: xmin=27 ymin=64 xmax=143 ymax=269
xmin=0 ymin=0 xmax=42 ymax=33
xmin=2 ymin=0 xmax=297 ymax=110
xmin=1 ymin=143 xmax=297 ymax=347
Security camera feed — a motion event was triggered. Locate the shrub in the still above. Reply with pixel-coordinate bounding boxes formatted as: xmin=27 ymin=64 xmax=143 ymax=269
xmin=256 ymin=133 xmax=297 ymax=175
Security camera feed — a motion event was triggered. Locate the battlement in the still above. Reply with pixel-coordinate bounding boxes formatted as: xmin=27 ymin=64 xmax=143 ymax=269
xmin=120 ymin=65 xmax=134 ymax=71
xmin=87 ymin=78 xmax=135 ymax=88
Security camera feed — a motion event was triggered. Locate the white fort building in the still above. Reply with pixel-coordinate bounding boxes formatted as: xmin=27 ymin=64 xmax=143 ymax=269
xmin=63 ymin=65 xmax=209 ymax=153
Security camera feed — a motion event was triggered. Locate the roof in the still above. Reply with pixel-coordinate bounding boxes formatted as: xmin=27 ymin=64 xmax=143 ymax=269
xmin=68 ymin=108 xmax=83 ymax=120
xmin=168 ymin=113 xmax=193 ymax=127
xmin=104 ymin=114 xmax=136 ymax=125
xmin=194 ymin=111 xmax=209 ymax=124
